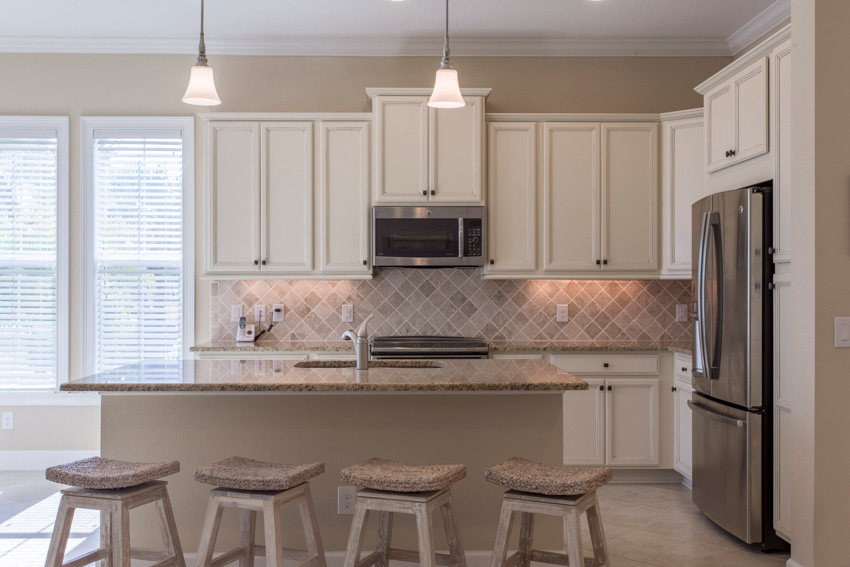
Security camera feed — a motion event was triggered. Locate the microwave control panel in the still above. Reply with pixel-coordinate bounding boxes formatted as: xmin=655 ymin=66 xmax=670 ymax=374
xmin=464 ymin=219 xmax=483 ymax=257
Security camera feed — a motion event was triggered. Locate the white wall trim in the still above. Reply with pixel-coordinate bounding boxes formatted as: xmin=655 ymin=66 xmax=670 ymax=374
xmin=0 ymin=36 xmax=735 ymax=57
xmin=726 ymin=0 xmax=791 ymax=56
xmin=659 ymin=108 xmax=704 ymax=122
xmin=0 ymin=393 xmax=100 ymax=407
xmin=0 ymin=450 xmax=99 ymax=471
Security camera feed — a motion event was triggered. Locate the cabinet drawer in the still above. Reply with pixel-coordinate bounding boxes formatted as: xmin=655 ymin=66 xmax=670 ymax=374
xmin=674 ymin=353 xmax=693 ymax=384
xmin=549 ymin=354 xmax=659 ymax=375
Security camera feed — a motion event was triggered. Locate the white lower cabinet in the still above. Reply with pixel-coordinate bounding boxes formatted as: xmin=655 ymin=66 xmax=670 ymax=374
xmin=605 ymin=379 xmax=661 ymax=466
xmin=562 ymin=378 xmax=606 ymax=466
xmin=673 ymin=381 xmax=694 ymax=482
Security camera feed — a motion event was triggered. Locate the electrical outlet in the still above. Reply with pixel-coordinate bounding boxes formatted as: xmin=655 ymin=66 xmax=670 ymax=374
xmin=342 ymin=305 xmax=354 ymax=323
xmin=231 ymin=305 xmax=243 ymax=323
xmin=835 ymin=317 xmax=850 ymax=348
xmin=272 ymin=304 xmax=285 ymax=323
xmin=230 ymin=360 xmax=242 ymax=376
xmin=254 ymin=360 xmax=266 ymax=374
xmin=556 ymin=305 xmax=569 ymax=323
xmin=255 ymin=305 xmax=266 ymax=323
xmin=676 ymin=304 xmax=689 ymax=322
xmin=338 ymin=486 xmax=356 ymax=515
xmin=1 ymin=412 xmax=12 ymax=430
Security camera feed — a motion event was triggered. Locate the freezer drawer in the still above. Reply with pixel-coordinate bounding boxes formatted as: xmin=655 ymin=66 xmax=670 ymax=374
xmin=690 ymin=393 xmax=762 ymax=543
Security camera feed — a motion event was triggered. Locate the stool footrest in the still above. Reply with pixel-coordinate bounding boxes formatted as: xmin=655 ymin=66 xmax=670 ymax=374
xmin=60 ymin=548 xmax=108 ymax=567
xmin=356 ymin=549 xmax=382 ymax=567
xmin=209 ymin=547 xmax=246 ymax=567
xmin=130 ymin=547 xmax=171 ymax=562
xmin=389 ymin=548 xmax=454 ymax=566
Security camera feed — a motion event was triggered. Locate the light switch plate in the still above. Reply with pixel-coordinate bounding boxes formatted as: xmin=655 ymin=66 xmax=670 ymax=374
xmin=1 ymin=412 xmax=12 ymax=430
xmin=556 ymin=305 xmax=569 ymax=323
xmin=272 ymin=304 xmax=285 ymax=322
xmin=676 ymin=304 xmax=689 ymax=322
xmin=342 ymin=305 xmax=354 ymax=323
xmin=835 ymin=317 xmax=850 ymax=348
xmin=231 ymin=305 xmax=243 ymax=323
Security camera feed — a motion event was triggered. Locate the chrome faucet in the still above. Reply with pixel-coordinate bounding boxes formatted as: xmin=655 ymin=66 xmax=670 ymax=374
xmin=342 ymin=314 xmax=374 ymax=370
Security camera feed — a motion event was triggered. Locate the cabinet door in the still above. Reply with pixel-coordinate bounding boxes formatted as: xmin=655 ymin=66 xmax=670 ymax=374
xmin=772 ymin=41 xmax=792 ymax=263
xmin=319 ymin=122 xmax=371 ymax=274
xmin=705 ymin=82 xmax=735 ymax=172
xmin=661 ymin=116 xmax=704 ymax=276
xmin=673 ymin=382 xmax=694 ymax=480
xmin=206 ymin=121 xmax=260 ymax=273
xmin=542 ymin=123 xmax=600 ymax=272
xmin=733 ymin=57 xmax=769 ymax=165
xmin=373 ymin=96 xmax=429 ymax=203
xmin=429 ymin=96 xmax=484 ymax=204
xmin=260 ymin=122 xmax=313 ymax=273
xmin=773 ymin=273 xmax=792 ymax=539
xmin=563 ymin=379 xmax=605 ymax=466
xmin=485 ymin=122 xmax=536 ymax=273
xmin=602 ymin=123 xmax=659 ymax=272
xmin=606 ymin=378 xmax=660 ymax=466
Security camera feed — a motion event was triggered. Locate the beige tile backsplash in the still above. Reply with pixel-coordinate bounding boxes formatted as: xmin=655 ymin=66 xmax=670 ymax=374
xmin=211 ymin=270 xmax=693 ymax=347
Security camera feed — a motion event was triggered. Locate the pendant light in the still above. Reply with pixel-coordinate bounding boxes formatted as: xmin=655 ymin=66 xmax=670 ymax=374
xmin=182 ymin=0 xmax=221 ymax=106
xmin=427 ymin=0 xmax=465 ymax=109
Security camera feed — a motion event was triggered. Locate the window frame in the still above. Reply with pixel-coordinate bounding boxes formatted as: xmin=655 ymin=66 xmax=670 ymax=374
xmin=80 ymin=117 xmax=195 ymax=379
xmin=0 ymin=116 xmax=71 ymax=402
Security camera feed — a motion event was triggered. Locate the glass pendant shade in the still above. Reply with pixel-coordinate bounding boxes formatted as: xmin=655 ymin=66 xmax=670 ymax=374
xmin=182 ymin=65 xmax=221 ymax=106
xmin=428 ymin=69 xmax=465 ymax=108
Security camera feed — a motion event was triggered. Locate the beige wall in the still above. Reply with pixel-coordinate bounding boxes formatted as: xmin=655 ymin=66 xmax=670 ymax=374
xmin=0 ymin=406 xmax=100 ymax=451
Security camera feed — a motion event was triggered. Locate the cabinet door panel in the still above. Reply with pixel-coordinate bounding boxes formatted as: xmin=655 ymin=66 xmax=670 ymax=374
xmin=485 ymin=122 xmax=536 ymax=273
xmin=734 ymin=57 xmax=769 ymax=163
xmin=563 ymin=379 xmax=605 ymax=466
xmin=673 ymin=383 xmax=694 ymax=479
xmin=429 ymin=97 xmax=484 ymax=203
xmin=662 ymin=117 xmax=703 ymax=275
xmin=320 ymin=122 xmax=370 ymax=273
xmin=602 ymin=123 xmax=658 ymax=271
xmin=207 ymin=122 xmax=260 ymax=272
xmin=543 ymin=123 xmax=600 ymax=272
xmin=606 ymin=378 xmax=660 ymax=466
xmin=772 ymin=42 xmax=792 ymax=262
xmin=374 ymin=96 xmax=428 ymax=203
xmin=261 ymin=122 xmax=313 ymax=272
xmin=774 ymin=404 xmax=792 ymax=539
xmin=705 ymin=84 xmax=734 ymax=172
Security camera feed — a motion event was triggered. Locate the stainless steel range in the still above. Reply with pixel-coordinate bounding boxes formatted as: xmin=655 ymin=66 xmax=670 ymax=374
xmin=370 ymin=336 xmax=490 ymax=360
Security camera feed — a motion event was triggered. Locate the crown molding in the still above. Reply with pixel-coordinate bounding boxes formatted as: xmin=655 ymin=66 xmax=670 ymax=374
xmin=0 ymin=35 xmax=733 ymax=57
xmin=726 ymin=0 xmax=791 ymax=56
xmin=366 ymin=88 xmax=492 ymax=101
xmin=486 ymin=113 xmax=661 ymax=123
xmin=659 ymin=108 xmax=704 ymax=121
xmin=196 ymin=112 xmax=372 ymax=121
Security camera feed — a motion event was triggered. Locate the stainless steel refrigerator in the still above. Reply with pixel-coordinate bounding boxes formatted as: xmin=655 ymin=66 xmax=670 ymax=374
xmin=691 ymin=182 xmax=786 ymax=552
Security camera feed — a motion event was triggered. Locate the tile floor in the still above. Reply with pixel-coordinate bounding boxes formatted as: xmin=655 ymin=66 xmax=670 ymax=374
xmin=0 ymin=471 xmax=789 ymax=567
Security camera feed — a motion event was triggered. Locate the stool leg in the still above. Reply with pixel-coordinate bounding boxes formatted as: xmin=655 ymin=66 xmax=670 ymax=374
xmin=585 ymin=493 xmax=609 ymax=566
xmin=45 ymin=496 xmax=75 ymax=567
xmin=99 ymin=509 xmax=112 ymax=567
xmin=238 ymin=510 xmax=257 ymax=567
xmin=517 ymin=513 xmax=535 ymax=567
xmin=489 ymin=500 xmax=515 ymax=567
xmin=195 ymin=496 xmax=224 ymax=567
xmin=263 ymin=499 xmax=285 ymax=567
xmin=111 ymin=502 xmax=131 ymax=567
xmin=375 ymin=512 xmax=394 ymax=567
xmin=563 ymin=507 xmax=584 ymax=567
xmin=297 ymin=485 xmax=327 ymax=567
xmin=414 ymin=503 xmax=436 ymax=567
xmin=154 ymin=488 xmax=186 ymax=567
xmin=439 ymin=496 xmax=467 ymax=567
xmin=342 ymin=499 xmax=370 ymax=567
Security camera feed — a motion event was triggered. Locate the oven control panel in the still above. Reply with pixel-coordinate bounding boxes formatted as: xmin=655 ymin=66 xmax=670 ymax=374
xmin=464 ymin=218 xmax=483 ymax=257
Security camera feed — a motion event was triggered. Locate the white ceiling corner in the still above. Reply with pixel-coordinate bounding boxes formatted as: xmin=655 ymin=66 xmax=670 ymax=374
xmin=726 ymin=0 xmax=791 ymax=55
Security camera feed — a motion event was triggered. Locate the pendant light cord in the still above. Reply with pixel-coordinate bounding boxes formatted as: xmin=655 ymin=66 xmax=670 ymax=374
xmin=196 ymin=0 xmax=209 ymax=66
xmin=440 ymin=0 xmax=452 ymax=69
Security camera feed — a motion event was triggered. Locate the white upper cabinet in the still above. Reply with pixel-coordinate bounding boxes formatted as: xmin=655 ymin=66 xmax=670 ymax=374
xmin=542 ymin=123 xmax=600 ymax=273
xmin=372 ymin=92 xmax=486 ymax=205
xmin=772 ymin=39 xmax=792 ymax=263
xmin=704 ymin=57 xmax=768 ymax=173
xmin=485 ymin=122 xmax=536 ymax=273
xmin=206 ymin=122 xmax=261 ymax=273
xmin=602 ymin=123 xmax=659 ymax=272
xmin=661 ymin=111 xmax=704 ymax=278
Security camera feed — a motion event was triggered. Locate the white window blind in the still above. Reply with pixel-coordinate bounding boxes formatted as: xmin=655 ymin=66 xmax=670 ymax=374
xmin=92 ymin=132 xmax=186 ymax=372
xmin=0 ymin=133 xmax=60 ymax=391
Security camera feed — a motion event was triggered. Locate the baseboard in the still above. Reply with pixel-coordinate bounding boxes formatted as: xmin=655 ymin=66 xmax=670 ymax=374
xmin=681 ymin=475 xmax=693 ymax=489
xmin=0 ymin=450 xmax=99 ymax=471
xmin=182 ymin=550 xmax=494 ymax=567
xmin=786 ymin=559 xmax=804 ymax=567
xmin=609 ymin=468 xmax=684 ymax=484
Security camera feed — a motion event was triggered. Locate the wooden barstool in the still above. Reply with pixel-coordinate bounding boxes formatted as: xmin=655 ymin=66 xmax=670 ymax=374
xmin=44 ymin=456 xmax=185 ymax=567
xmin=485 ymin=457 xmax=613 ymax=567
xmin=340 ymin=458 xmax=468 ymax=567
xmin=193 ymin=456 xmax=326 ymax=567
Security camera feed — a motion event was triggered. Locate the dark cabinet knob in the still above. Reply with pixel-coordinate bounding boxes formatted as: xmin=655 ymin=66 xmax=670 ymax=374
xmin=725 ymin=150 xmax=730 ymax=157
xmin=729 ymin=149 xmax=736 ymax=156
xmin=603 ymin=363 xmax=610 ymax=368
xmin=422 ymin=190 xmax=427 ymax=196
xmin=603 ymin=259 xmax=608 ymax=265
xmin=253 ymin=260 xmax=259 ymax=265
xmin=261 ymin=260 xmax=266 ymax=265
xmin=681 ymin=367 xmax=688 ymax=372
xmin=430 ymin=190 xmax=435 ymax=196
xmin=598 ymin=385 xmax=604 ymax=391
xmin=607 ymin=385 xmax=612 ymax=391
xmin=490 ymin=259 xmax=495 ymax=265
xmin=596 ymin=259 xmax=601 ymax=265
xmin=362 ymin=260 xmax=367 ymax=266
xmin=672 ymin=386 xmax=677 ymax=392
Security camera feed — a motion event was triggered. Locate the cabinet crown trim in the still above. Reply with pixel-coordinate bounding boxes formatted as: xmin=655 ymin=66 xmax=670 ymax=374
xmin=198 ymin=113 xmax=372 ymax=121
xmin=695 ymin=24 xmax=790 ymax=95
xmin=366 ymin=87 xmax=492 ymax=101
xmin=487 ymin=113 xmax=660 ymax=123
xmin=659 ymin=108 xmax=704 ymax=122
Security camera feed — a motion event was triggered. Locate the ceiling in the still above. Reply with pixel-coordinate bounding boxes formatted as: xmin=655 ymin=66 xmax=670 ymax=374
xmin=0 ymin=0 xmax=790 ymax=57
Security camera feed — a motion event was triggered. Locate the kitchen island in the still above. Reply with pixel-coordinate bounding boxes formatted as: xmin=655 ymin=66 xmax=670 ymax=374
xmin=62 ymin=359 xmax=585 ymax=559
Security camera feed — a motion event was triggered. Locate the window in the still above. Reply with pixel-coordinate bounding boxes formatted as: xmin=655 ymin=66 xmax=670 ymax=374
xmin=0 ymin=118 xmax=68 ymax=392
xmin=81 ymin=118 xmax=193 ymax=375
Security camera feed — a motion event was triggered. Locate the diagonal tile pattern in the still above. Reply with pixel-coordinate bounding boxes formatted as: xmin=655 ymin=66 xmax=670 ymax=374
xmin=211 ymin=270 xmax=693 ymax=348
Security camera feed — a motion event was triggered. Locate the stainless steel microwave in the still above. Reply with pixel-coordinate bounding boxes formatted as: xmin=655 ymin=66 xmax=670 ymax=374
xmin=372 ymin=206 xmax=485 ymax=267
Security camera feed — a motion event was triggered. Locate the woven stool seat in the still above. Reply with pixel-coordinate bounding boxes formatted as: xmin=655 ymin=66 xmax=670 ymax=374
xmin=194 ymin=456 xmax=324 ymax=491
xmin=341 ymin=458 xmax=466 ymax=492
xmin=45 ymin=456 xmax=179 ymax=490
xmin=485 ymin=457 xmax=612 ymax=496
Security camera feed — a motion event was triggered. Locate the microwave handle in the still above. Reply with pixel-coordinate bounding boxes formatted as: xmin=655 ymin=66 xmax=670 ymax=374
xmin=458 ymin=218 xmax=464 ymax=258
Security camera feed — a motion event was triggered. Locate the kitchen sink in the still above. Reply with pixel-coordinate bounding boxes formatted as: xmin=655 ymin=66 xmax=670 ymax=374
xmin=293 ymin=360 xmax=445 ymax=369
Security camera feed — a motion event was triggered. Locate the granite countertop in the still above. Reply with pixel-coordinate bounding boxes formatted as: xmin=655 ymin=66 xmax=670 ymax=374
xmin=60 ymin=359 xmax=587 ymax=393
xmin=190 ymin=340 xmax=691 ymax=356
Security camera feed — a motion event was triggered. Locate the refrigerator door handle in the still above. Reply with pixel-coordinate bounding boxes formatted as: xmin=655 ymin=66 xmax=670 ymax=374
xmin=708 ymin=212 xmax=724 ymax=376
xmin=688 ymin=399 xmax=744 ymax=428
xmin=696 ymin=212 xmax=712 ymax=380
